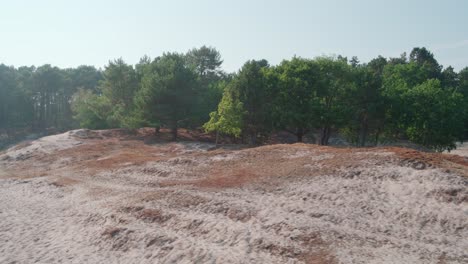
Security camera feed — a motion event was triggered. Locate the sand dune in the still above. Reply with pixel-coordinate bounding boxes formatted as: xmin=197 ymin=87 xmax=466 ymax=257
xmin=0 ymin=129 xmax=467 ymax=263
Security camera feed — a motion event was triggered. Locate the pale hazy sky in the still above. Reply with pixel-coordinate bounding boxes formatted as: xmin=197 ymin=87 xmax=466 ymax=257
xmin=1 ymin=0 xmax=467 ymax=72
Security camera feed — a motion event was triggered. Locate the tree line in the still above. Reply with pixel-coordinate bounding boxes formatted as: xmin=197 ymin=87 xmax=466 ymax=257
xmin=0 ymin=64 xmax=101 ymax=134
xmin=1 ymin=46 xmax=467 ymax=151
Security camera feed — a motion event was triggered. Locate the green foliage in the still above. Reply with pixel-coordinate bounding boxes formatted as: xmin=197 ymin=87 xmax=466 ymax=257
xmin=314 ymin=57 xmax=355 ymax=145
xmin=71 ymin=59 xmax=139 ymax=129
xmin=100 ymin=58 xmax=139 ymax=110
xmin=382 ymin=61 xmax=433 ymax=137
xmin=192 ymin=79 xmax=226 ymax=125
xmin=0 ymin=64 xmax=34 ymax=129
xmin=203 ymin=90 xmax=244 ymax=138
xmin=204 ymin=60 xmax=270 ymax=144
xmin=68 ymin=46 xmax=227 ymax=139
xmin=186 ymin=45 xmax=223 ymax=77
xmin=67 ymin=66 xmax=102 ymax=93
xmin=71 ymin=89 xmax=112 ymax=129
xmin=268 ymin=57 xmax=319 ymax=142
xmin=458 ymin=67 xmax=468 ymax=138
xmin=233 ymin=60 xmax=271 ymax=143
xmin=1 ymin=46 xmax=466 ymax=152
xmin=135 ymin=52 xmax=199 ymax=140
xmin=402 ymin=79 xmax=465 ymax=151
xmin=382 ymin=53 xmax=466 ymax=151
xmin=342 ymin=56 xmax=387 ymax=146
xmin=409 ymin=47 xmax=442 ymax=80
xmin=186 ymin=46 xmax=225 ymax=126
xmin=441 ymin=66 xmax=459 ymax=89
xmin=458 ymin=67 xmax=468 ymax=97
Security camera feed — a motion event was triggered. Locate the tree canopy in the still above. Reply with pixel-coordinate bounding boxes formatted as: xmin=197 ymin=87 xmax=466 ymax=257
xmin=0 ymin=46 xmax=466 ymax=151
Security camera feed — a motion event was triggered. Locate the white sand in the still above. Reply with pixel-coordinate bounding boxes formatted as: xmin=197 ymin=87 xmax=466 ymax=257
xmin=1 ymin=130 xmax=82 ymax=160
xmin=449 ymin=143 xmax=468 ymax=157
xmin=0 ymin=132 xmax=467 ymax=264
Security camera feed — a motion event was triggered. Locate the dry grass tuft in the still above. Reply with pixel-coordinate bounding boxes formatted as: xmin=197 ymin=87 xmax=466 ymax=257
xmin=136 ymin=209 xmax=172 ymax=224
xmin=102 ymin=227 xmax=126 ymax=238
xmin=50 ymin=177 xmax=79 ymax=187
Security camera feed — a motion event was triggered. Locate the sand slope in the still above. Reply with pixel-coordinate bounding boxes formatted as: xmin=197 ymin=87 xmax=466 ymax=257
xmin=0 ymin=129 xmax=467 ymax=264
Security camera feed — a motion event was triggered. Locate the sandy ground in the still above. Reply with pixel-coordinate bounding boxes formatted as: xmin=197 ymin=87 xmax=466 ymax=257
xmin=449 ymin=143 xmax=468 ymax=158
xmin=0 ymin=129 xmax=467 ymax=264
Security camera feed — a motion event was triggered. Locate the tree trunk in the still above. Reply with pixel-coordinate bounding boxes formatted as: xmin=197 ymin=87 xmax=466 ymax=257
xmin=296 ymin=127 xmax=304 ymax=142
xmin=325 ymin=127 xmax=331 ymax=145
xmin=320 ymin=126 xmax=331 ymax=145
xmin=249 ymin=133 xmax=257 ymax=145
xmin=39 ymin=92 xmax=45 ymax=131
xmin=359 ymin=117 xmax=368 ymax=147
xmin=155 ymin=126 xmax=160 ymax=136
xmin=46 ymin=91 xmax=50 ymax=129
xmin=375 ymin=127 xmax=381 ymax=146
xmin=0 ymin=100 xmax=5 ymax=129
xmin=171 ymin=122 xmax=178 ymax=141
xmin=215 ymin=130 xmax=219 ymax=145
